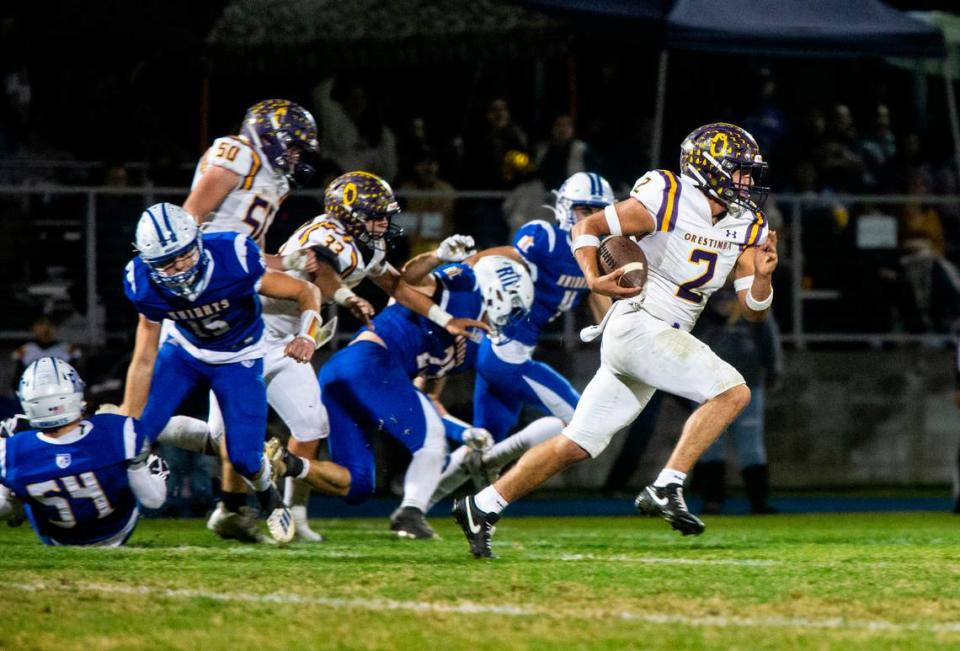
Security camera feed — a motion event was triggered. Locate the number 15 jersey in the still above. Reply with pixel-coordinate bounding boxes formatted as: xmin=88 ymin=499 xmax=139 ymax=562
xmin=629 ymin=170 xmax=768 ymax=332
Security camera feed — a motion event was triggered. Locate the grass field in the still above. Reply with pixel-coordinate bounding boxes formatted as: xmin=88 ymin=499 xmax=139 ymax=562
xmin=2 ymin=512 xmax=959 ymax=650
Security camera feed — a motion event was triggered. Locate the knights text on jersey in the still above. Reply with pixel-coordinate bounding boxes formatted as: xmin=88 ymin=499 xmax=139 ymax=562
xmin=629 ymin=170 xmax=768 ymax=331
xmin=509 ymin=219 xmax=590 ymax=345
xmin=362 ymin=263 xmax=482 ymax=379
xmin=192 ymin=135 xmax=289 ymax=240
xmin=0 ymin=414 xmax=145 ymax=545
xmin=262 ymin=215 xmax=389 ymax=342
xmin=123 ymin=232 xmax=267 ymax=361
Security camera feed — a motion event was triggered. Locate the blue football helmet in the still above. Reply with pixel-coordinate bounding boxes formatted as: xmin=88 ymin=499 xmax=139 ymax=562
xmin=554 ymin=172 xmax=614 ymax=231
xmin=242 ymin=99 xmax=319 ymax=186
xmin=134 ymin=203 xmax=210 ymax=301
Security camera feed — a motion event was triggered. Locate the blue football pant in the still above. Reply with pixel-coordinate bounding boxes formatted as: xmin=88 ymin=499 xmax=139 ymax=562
xmin=138 ymin=342 xmax=267 ymax=479
xmin=472 ymin=337 xmax=579 ymax=442
xmin=319 ymin=341 xmax=446 ymax=508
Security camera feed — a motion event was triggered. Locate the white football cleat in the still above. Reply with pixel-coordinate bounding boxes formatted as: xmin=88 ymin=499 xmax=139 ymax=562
xmin=207 ymin=503 xmax=268 ymax=544
xmin=266 ymin=505 xmax=296 ymax=545
xmin=291 ymin=505 xmax=324 ymax=542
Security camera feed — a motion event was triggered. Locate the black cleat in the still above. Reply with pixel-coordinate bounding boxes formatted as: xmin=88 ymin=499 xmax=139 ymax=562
xmin=452 ymin=496 xmax=500 ymax=559
xmin=390 ymin=506 xmax=439 ymax=540
xmin=635 ymin=483 xmax=705 ymax=536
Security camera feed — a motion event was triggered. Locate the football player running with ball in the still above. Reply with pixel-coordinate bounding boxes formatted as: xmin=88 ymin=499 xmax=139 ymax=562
xmin=454 ymin=123 xmax=779 ymax=558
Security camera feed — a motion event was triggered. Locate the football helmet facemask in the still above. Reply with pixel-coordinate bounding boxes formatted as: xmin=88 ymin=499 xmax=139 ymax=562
xmin=554 ymin=172 xmax=614 ymax=231
xmin=242 ymin=99 xmax=320 ymax=186
xmin=324 ymin=171 xmax=402 ymax=245
xmin=134 ymin=203 xmax=210 ymax=301
xmin=680 ymin=122 xmax=769 ymax=214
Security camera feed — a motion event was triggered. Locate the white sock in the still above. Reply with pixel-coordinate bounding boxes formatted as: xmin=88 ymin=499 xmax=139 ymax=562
xmin=653 ymin=468 xmax=687 ymax=488
xmin=246 ymin=455 xmax=273 ymax=492
xmin=400 ymin=446 xmax=446 ymax=512
xmin=482 ymin=417 xmax=565 ymax=470
xmin=156 ymin=416 xmax=213 ymax=454
xmin=474 ymin=485 xmax=508 ymax=515
xmin=290 ymin=504 xmax=309 ymax=524
xmin=284 ymin=477 xmax=311 ymax=508
xmin=427 ymin=445 xmax=472 ymax=512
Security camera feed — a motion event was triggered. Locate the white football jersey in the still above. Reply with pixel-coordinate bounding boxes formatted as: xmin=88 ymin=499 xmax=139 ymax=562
xmin=628 ymin=170 xmax=768 ymax=332
xmin=261 ymin=215 xmax=388 ymax=342
xmin=191 ymin=135 xmax=290 ymax=240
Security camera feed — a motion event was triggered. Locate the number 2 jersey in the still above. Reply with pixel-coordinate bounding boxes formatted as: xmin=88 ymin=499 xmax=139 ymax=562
xmin=191 ymin=135 xmax=289 ymax=241
xmin=261 ymin=215 xmax=388 ymax=344
xmin=362 ymin=262 xmax=482 ymax=379
xmin=629 ymin=170 xmax=768 ymax=332
xmin=0 ymin=414 xmax=147 ymax=546
xmin=123 ymin=232 xmax=267 ymax=363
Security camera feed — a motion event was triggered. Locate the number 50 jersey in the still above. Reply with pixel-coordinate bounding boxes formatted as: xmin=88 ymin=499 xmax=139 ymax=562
xmin=0 ymin=414 xmax=147 ymax=546
xmin=123 ymin=232 xmax=267 ymax=363
xmin=191 ymin=135 xmax=290 ymax=241
xmin=629 ymin=170 xmax=768 ymax=332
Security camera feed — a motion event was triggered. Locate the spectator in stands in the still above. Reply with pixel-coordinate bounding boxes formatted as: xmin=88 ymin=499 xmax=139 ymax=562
xmin=313 ymin=77 xmax=398 ymax=181
xmin=858 ymin=104 xmax=897 ymax=189
xmin=899 ymin=171 xmax=960 ymax=331
xmin=691 ymin=287 xmax=782 ymax=515
xmin=953 ymin=329 xmax=960 ymax=514
xmin=534 ymin=114 xmax=599 ymax=191
xmin=502 ymin=150 xmax=547 ymax=234
xmin=11 ymin=316 xmax=82 ymax=391
xmin=742 ymin=68 xmax=787 ymax=166
xmin=397 ymin=146 xmax=456 ymax=255
xmin=463 ymin=97 xmax=527 ymax=190
xmin=817 ymin=104 xmax=866 ymax=192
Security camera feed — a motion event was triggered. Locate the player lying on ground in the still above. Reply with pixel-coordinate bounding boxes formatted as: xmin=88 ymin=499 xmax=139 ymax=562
xmin=0 ymin=358 xmax=168 ymax=546
xmin=120 ymin=203 xmax=323 ymax=544
xmin=454 ymin=122 xmax=779 ymax=557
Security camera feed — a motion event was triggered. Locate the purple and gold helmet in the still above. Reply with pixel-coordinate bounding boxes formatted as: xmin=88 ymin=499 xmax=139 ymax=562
xmin=324 ymin=171 xmax=402 ymax=244
xmin=241 ymin=99 xmax=319 ymax=186
xmin=680 ymin=122 xmax=769 ymax=213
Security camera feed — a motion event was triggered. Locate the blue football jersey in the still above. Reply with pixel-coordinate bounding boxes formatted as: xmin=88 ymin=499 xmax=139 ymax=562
xmin=123 ymin=232 xmax=266 ymax=358
xmin=507 ymin=220 xmax=591 ymax=346
xmin=362 ymin=263 xmax=482 ymax=379
xmin=0 ymin=414 xmax=146 ymax=546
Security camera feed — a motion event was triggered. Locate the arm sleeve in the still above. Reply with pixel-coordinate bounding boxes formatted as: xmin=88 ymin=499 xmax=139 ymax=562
xmin=126 ymin=464 xmax=167 ymax=510
xmin=629 ymin=170 xmax=682 ymax=233
xmin=122 ymin=260 xmax=164 ymax=322
xmin=205 ymin=137 xmax=259 ymax=185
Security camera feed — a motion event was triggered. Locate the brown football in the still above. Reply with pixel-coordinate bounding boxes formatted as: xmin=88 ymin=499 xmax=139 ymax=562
xmin=598 ymin=236 xmax=648 ymax=289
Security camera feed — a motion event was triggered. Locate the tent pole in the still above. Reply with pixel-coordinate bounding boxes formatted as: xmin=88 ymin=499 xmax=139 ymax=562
xmin=944 ymin=59 xmax=960 ymax=190
xmin=650 ymin=50 xmax=669 ymax=169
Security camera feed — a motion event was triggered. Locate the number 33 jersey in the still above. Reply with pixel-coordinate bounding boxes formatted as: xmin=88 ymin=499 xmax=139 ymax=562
xmin=191 ymin=135 xmax=290 ymax=241
xmin=0 ymin=414 xmax=146 ymax=546
xmin=123 ymin=232 xmax=267 ymax=363
xmin=262 ymin=216 xmax=388 ymax=343
xmin=629 ymin=170 xmax=768 ymax=332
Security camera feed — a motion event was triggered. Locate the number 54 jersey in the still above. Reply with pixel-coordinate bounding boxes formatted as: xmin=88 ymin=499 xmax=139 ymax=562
xmin=192 ymin=135 xmax=289 ymax=241
xmin=629 ymin=170 xmax=768 ymax=332
xmin=0 ymin=414 xmax=147 ymax=546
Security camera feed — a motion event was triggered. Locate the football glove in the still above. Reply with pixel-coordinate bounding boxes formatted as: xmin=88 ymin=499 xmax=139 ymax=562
xmin=436 ymin=235 xmax=476 ymax=263
xmin=147 ymin=454 xmax=171 ymax=481
xmin=462 ymin=427 xmax=494 ymax=451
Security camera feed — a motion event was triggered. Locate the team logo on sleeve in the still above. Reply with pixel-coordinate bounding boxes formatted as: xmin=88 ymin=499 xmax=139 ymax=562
xmin=516 ymin=235 xmax=535 ymax=253
xmin=55 ymin=453 xmax=72 ymax=469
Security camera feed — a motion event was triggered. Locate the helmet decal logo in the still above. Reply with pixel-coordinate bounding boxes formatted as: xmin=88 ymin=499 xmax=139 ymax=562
xmin=56 ymin=453 xmax=72 ymax=469
xmin=709 ymin=133 xmax=729 ymax=157
xmin=495 ymin=264 xmax=522 ymax=289
xmin=343 ymin=182 xmax=358 ymax=206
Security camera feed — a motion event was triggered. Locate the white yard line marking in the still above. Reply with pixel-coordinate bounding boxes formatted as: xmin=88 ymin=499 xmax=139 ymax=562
xmin=7 ymin=581 xmax=960 ymax=634
xmin=533 ymin=553 xmax=780 ymax=566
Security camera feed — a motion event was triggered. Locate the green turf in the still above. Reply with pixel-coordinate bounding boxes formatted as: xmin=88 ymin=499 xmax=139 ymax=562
xmin=2 ymin=513 xmax=959 ymax=650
